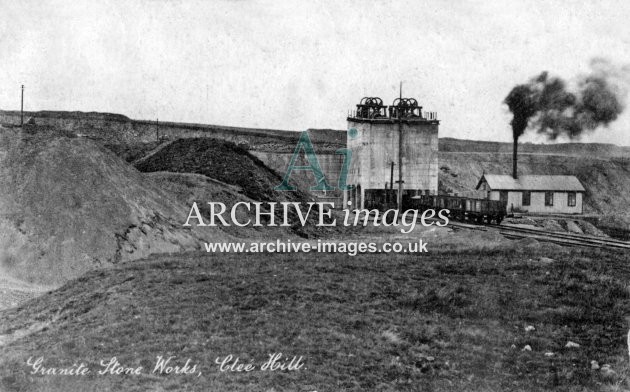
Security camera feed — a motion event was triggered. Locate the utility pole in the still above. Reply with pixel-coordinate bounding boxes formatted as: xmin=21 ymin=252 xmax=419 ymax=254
xmin=390 ymin=161 xmax=395 ymax=205
xmin=390 ymin=162 xmax=395 ymax=190
xmin=20 ymin=85 xmax=24 ymax=127
xmin=396 ymin=81 xmax=404 ymax=211
xmin=156 ymin=118 xmax=159 ymax=142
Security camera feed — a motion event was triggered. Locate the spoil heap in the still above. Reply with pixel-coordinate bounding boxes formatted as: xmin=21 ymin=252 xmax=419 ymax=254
xmin=133 ymin=138 xmax=340 ymax=238
xmin=134 ymin=137 xmax=309 ymax=203
xmin=0 ymin=128 xmax=223 ymax=285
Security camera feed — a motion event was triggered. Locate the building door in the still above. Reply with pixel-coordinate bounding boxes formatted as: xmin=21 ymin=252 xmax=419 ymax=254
xmin=499 ymin=191 xmax=508 ymax=203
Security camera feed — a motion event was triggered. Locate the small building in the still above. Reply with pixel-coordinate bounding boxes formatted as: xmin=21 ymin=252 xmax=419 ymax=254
xmin=476 ymin=174 xmax=585 ymax=214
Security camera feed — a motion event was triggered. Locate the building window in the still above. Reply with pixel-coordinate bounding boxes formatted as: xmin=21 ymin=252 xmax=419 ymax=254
xmin=545 ymin=191 xmax=554 ymax=206
xmin=522 ymin=191 xmax=531 ymax=206
xmin=568 ymin=192 xmax=576 ymax=207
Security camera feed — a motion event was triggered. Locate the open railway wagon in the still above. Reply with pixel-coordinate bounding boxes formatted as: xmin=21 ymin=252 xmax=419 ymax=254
xmin=404 ymin=195 xmax=507 ymax=224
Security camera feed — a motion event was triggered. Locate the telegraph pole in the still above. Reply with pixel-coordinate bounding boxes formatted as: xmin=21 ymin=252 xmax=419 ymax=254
xmin=20 ymin=85 xmax=24 ymax=127
xmin=390 ymin=161 xmax=395 ymax=205
xmin=396 ymin=81 xmax=403 ymax=211
xmin=156 ymin=118 xmax=159 ymax=141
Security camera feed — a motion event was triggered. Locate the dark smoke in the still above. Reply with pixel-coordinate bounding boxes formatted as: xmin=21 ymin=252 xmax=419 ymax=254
xmin=504 ymin=83 xmax=539 ymax=141
xmin=505 ymin=58 xmax=629 ymax=141
xmin=504 ymin=59 xmax=628 ymax=178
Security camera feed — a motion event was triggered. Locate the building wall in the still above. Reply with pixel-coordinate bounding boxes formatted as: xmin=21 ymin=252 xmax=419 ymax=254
xmin=345 ymin=120 xmax=438 ymax=208
xmin=488 ymin=190 xmax=583 ymax=214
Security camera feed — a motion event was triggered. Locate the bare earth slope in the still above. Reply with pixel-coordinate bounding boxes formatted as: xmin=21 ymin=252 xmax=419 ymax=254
xmin=0 ymin=128 xmax=225 ymax=285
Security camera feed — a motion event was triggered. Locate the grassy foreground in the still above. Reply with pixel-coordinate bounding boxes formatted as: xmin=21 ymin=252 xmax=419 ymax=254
xmin=0 ymin=240 xmax=629 ymax=391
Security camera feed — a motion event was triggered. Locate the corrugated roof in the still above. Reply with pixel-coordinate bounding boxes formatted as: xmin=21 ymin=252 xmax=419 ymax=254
xmin=476 ymin=174 xmax=585 ymax=192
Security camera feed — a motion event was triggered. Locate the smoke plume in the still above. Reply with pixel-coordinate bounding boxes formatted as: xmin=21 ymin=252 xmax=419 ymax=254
xmin=505 ymin=58 xmax=629 ymax=141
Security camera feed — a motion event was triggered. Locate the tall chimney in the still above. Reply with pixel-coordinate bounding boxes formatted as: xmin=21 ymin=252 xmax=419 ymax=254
xmin=20 ymin=85 xmax=24 ymax=127
xmin=512 ymin=137 xmax=518 ymax=179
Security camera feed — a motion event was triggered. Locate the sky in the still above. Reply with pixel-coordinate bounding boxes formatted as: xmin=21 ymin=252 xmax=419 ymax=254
xmin=2 ymin=0 xmax=630 ymax=145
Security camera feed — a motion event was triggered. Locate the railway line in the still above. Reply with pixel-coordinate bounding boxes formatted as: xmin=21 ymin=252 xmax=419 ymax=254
xmin=447 ymin=220 xmax=630 ymax=250
xmin=402 ymin=195 xmax=628 ymax=250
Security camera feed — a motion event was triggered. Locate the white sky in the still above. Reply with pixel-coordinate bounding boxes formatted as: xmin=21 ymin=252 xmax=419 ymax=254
xmin=2 ymin=0 xmax=630 ymax=145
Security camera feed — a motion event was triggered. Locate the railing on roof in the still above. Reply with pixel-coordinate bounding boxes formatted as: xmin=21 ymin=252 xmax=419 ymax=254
xmin=348 ymin=97 xmax=438 ymax=121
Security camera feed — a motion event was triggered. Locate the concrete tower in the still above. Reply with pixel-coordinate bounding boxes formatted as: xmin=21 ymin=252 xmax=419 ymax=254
xmin=345 ymin=96 xmax=439 ymax=209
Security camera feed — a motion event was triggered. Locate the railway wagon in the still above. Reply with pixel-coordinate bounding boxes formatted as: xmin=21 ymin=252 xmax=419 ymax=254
xmin=404 ymin=195 xmax=506 ymax=224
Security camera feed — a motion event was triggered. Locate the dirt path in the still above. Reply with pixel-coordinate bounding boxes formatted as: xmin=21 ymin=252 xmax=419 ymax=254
xmin=131 ymin=140 xmax=175 ymax=166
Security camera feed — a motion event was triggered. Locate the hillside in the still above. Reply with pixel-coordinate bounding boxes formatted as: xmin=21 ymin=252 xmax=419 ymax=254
xmin=439 ymin=138 xmax=630 ymax=159
xmin=0 ymin=110 xmax=345 ymax=149
xmin=0 ymin=127 xmax=225 ymax=285
xmin=1 ymin=236 xmax=629 ymax=391
xmin=4 ymin=108 xmax=630 ymax=157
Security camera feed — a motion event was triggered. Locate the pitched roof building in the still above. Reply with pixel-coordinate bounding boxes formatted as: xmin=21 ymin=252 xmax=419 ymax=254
xmin=476 ymin=174 xmax=585 ymax=214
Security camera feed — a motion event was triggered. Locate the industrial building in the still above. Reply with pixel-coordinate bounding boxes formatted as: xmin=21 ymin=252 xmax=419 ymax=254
xmin=476 ymin=174 xmax=585 ymax=214
xmin=344 ymin=97 xmax=439 ymax=209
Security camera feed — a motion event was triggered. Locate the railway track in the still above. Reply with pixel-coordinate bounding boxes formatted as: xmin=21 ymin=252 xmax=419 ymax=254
xmin=447 ymin=221 xmax=630 ymax=250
